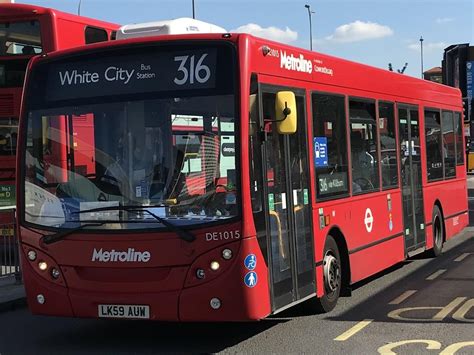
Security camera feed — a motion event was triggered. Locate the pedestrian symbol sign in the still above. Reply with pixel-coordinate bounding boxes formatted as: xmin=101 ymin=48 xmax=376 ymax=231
xmin=244 ymin=254 xmax=257 ymax=270
xmin=244 ymin=271 xmax=257 ymax=288
xmin=314 ymin=137 xmax=328 ymax=167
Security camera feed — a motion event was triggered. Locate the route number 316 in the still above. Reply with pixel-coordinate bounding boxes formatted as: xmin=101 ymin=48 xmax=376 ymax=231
xmin=174 ymin=54 xmax=211 ymax=85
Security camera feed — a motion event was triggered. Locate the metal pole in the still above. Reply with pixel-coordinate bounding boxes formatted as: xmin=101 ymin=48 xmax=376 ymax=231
xmin=305 ymin=4 xmax=314 ymax=51
xmin=420 ymin=36 xmax=424 ymax=79
xmin=78 ymin=0 xmax=82 ymax=15
xmin=192 ymin=0 xmax=195 ymax=19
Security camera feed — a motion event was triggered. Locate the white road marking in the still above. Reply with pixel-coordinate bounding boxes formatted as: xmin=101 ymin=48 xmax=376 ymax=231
xmin=389 ymin=290 xmax=417 ymax=305
xmin=426 ymin=269 xmax=446 ymax=281
xmin=334 ymin=319 xmax=373 ymax=341
xmin=454 ymin=253 xmax=471 ymax=262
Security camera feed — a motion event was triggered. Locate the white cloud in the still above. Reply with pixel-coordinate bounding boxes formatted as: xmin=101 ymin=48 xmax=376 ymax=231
xmin=325 ymin=20 xmax=393 ymax=43
xmin=408 ymin=41 xmax=447 ymax=53
xmin=436 ymin=17 xmax=454 ymax=24
xmin=230 ymin=23 xmax=298 ymax=44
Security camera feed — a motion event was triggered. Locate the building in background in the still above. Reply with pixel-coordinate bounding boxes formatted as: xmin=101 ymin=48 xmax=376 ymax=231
xmin=424 ymin=67 xmax=442 ymax=83
xmin=442 ymin=44 xmax=474 ymax=170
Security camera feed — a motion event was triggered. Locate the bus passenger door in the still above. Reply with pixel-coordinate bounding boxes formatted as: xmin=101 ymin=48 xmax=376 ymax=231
xmin=398 ymin=106 xmax=426 ymax=252
xmin=260 ymin=86 xmax=315 ymax=311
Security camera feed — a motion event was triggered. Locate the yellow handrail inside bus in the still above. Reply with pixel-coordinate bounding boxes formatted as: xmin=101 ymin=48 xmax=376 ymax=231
xmin=269 ymin=210 xmax=286 ymax=260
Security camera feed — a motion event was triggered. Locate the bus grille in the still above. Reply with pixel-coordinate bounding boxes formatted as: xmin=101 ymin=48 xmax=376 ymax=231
xmin=0 ymin=94 xmax=15 ymax=116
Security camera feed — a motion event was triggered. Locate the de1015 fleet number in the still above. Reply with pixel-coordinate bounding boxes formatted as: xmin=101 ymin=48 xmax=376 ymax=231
xmin=205 ymin=230 xmax=240 ymax=242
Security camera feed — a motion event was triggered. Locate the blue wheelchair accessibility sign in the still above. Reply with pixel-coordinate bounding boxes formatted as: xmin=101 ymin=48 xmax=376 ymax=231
xmin=244 ymin=271 xmax=258 ymax=288
xmin=244 ymin=254 xmax=257 ymax=270
xmin=314 ymin=137 xmax=328 ymax=167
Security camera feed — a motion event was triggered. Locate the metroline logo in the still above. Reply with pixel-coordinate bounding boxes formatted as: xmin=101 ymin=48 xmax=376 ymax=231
xmin=91 ymin=248 xmax=151 ymax=263
xmin=280 ymin=51 xmax=313 ymax=74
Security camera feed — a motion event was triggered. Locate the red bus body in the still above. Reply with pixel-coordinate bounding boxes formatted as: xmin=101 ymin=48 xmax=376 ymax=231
xmin=0 ymin=4 xmax=118 ymax=238
xmin=17 ymin=33 xmax=468 ymax=321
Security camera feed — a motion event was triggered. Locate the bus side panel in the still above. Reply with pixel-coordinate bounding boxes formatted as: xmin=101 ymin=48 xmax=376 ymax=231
xmin=346 ymin=193 xmax=405 ymax=283
xmin=55 ymin=19 xmax=86 ymax=50
xmin=315 ymin=190 xmax=404 ymax=285
xmin=349 ymin=236 xmax=405 ymax=282
xmin=445 ymin=212 xmax=469 ymax=240
xmin=423 ymin=178 xmax=468 ymax=245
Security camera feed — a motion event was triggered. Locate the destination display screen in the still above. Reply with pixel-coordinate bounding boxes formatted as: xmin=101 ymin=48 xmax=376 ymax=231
xmin=45 ymin=47 xmax=219 ymax=101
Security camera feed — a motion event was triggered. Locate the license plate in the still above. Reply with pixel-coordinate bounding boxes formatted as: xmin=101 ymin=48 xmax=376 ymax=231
xmin=98 ymin=304 xmax=150 ymax=319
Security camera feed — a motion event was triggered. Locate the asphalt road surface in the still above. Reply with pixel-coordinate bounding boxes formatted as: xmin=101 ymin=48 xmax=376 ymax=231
xmin=0 ymin=229 xmax=472 ymax=354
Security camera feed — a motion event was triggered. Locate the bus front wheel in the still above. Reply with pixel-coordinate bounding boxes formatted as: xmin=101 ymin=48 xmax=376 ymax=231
xmin=311 ymin=235 xmax=342 ymax=313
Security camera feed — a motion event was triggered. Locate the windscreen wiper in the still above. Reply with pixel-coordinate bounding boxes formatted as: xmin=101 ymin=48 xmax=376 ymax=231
xmin=73 ymin=205 xmax=196 ymax=243
xmin=42 ymin=222 xmax=107 ymax=245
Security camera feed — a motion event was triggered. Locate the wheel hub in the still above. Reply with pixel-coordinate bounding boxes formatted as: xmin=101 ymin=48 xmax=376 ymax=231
xmin=323 ymin=253 xmax=340 ymax=293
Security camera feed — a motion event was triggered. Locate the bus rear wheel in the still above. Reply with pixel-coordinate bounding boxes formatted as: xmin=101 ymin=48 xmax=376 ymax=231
xmin=429 ymin=205 xmax=444 ymax=257
xmin=310 ymin=235 xmax=341 ymax=313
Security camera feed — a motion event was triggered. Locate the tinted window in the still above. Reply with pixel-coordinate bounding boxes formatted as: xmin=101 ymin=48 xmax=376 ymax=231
xmin=442 ymin=111 xmax=456 ymax=178
xmin=379 ymin=102 xmax=398 ymax=188
xmin=0 ymin=118 xmax=18 ymax=156
xmin=0 ymin=20 xmax=42 ymax=55
xmin=0 ymin=59 xmax=29 ymax=88
xmin=425 ymin=110 xmax=443 ymax=181
xmin=454 ymin=112 xmax=464 ymax=165
xmin=349 ymin=99 xmax=379 ymax=193
xmin=312 ymin=93 xmax=348 ymax=199
xmin=85 ymin=27 xmax=108 ymax=44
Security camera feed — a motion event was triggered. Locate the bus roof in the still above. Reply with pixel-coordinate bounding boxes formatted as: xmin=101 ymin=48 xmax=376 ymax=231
xmin=116 ymin=18 xmax=227 ymax=40
xmin=0 ymin=3 xmax=118 ymax=29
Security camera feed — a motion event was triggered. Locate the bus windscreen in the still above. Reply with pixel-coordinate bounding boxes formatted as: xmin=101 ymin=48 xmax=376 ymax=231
xmin=22 ymin=43 xmax=238 ymax=230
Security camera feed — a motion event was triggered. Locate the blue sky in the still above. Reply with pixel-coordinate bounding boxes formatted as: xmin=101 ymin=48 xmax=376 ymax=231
xmin=16 ymin=0 xmax=474 ymax=77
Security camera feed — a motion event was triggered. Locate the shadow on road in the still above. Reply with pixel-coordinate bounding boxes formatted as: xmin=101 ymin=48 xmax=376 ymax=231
xmin=324 ymin=233 xmax=474 ymax=324
xmin=0 ymin=312 xmax=287 ymax=354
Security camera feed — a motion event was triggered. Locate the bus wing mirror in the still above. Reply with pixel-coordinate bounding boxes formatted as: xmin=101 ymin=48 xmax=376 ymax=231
xmin=275 ymin=91 xmax=297 ymax=134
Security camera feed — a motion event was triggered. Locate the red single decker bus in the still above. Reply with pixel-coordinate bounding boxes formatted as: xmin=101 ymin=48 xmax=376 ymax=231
xmin=0 ymin=3 xmax=118 ymax=245
xmin=17 ymin=25 xmax=468 ymax=321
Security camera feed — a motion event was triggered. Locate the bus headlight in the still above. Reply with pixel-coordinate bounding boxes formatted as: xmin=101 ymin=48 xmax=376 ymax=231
xmin=38 ymin=261 xmax=48 ymax=271
xmin=185 ymin=242 xmax=238 ymax=287
xmin=210 ymin=261 xmax=220 ymax=271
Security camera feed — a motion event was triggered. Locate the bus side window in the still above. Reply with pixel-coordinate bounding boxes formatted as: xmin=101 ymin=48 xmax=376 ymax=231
xmin=425 ymin=109 xmax=443 ymax=181
xmin=379 ymin=102 xmax=398 ymax=188
xmin=349 ymin=99 xmax=379 ymax=193
xmin=442 ymin=110 xmax=456 ymax=178
xmin=454 ymin=112 xmax=464 ymax=165
xmin=85 ymin=27 xmax=108 ymax=44
xmin=312 ymin=93 xmax=349 ymax=199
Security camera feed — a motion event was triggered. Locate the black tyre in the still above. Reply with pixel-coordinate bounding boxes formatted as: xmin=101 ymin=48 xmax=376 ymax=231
xmin=428 ymin=205 xmax=444 ymax=257
xmin=309 ymin=235 xmax=342 ymax=313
